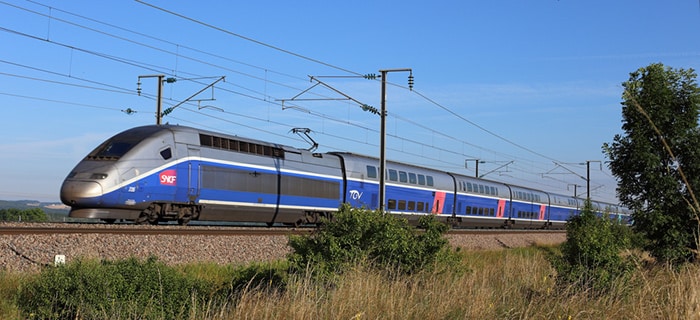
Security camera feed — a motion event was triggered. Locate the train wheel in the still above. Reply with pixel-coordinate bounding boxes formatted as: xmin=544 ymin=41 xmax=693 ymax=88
xmin=135 ymin=214 xmax=149 ymax=225
xmin=136 ymin=207 xmax=159 ymax=225
xmin=177 ymin=217 xmax=191 ymax=226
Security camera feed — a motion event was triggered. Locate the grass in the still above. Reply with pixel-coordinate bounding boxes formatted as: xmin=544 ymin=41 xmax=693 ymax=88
xmin=3 ymin=246 xmax=700 ymax=319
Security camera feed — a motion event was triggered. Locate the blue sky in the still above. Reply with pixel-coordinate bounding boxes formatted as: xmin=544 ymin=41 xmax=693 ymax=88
xmin=1 ymin=0 xmax=699 ymax=203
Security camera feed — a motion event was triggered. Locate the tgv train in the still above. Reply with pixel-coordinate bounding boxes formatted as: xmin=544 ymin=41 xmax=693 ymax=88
xmin=60 ymin=124 xmax=630 ymax=227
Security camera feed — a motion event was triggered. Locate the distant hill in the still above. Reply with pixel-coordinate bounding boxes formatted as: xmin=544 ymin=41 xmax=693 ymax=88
xmin=0 ymin=199 xmax=69 ymax=218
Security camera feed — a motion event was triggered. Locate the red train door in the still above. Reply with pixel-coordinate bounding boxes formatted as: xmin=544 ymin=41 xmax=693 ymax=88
xmin=432 ymin=192 xmax=446 ymax=214
xmin=497 ymin=199 xmax=506 ymax=218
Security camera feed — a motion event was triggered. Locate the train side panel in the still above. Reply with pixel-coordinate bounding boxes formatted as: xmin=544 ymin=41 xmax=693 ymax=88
xmin=451 ymin=174 xmax=511 ymax=227
xmin=507 ymin=186 xmax=549 ymax=228
xmin=334 ymin=153 xmax=452 ymax=222
xmin=192 ymin=132 xmax=344 ymax=224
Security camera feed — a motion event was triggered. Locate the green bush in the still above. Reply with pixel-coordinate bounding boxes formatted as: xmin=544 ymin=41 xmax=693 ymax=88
xmin=552 ymin=201 xmax=635 ymax=294
xmin=229 ymin=260 xmax=289 ymax=294
xmin=18 ymin=256 xmax=213 ymax=319
xmin=287 ymin=204 xmax=460 ymax=278
xmin=0 ymin=208 xmax=48 ymax=222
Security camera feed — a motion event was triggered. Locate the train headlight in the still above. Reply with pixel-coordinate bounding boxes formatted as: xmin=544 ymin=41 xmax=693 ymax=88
xmin=90 ymin=173 xmax=108 ymax=180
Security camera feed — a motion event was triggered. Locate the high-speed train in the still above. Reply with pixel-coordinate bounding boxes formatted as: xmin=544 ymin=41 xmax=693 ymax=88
xmin=60 ymin=124 xmax=630 ymax=227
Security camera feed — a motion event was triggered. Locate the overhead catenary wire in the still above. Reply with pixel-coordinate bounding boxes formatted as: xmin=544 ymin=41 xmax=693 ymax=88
xmin=4 ymin=1 xmax=551 ymax=168
xmin=0 ymin=1 xmax=619 ymax=202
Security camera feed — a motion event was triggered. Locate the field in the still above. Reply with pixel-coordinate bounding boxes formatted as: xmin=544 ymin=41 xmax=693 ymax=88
xmin=1 ymin=246 xmax=699 ymax=319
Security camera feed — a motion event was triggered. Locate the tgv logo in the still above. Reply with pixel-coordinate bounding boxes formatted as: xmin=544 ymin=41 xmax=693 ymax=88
xmin=159 ymin=169 xmax=177 ymax=185
xmin=349 ymin=190 xmax=363 ymax=200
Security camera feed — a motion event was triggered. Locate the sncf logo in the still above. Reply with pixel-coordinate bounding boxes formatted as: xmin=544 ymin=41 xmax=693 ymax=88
xmin=159 ymin=169 xmax=177 ymax=185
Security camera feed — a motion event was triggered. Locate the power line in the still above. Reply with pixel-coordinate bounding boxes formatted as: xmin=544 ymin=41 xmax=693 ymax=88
xmin=1 ymin=1 xmax=618 ymax=201
xmin=131 ymin=1 xmax=575 ymax=166
xmin=135 ymin=0 xmax=363 ymax=77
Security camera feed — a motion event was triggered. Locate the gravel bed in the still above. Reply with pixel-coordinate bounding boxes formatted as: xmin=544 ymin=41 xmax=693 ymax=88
xmin=0 ymin=223 xmax=565 ymax=273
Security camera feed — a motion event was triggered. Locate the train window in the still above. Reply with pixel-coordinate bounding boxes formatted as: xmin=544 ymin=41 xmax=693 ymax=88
xmin=478 ymin=208 xmax=484 ymax=215
xmin=159 ymin=148 xmax=172 ymax=160
xmin=388 ymin=169 xmax=398 ymax=181
xmin=418 ymin=174 xmax=426 ymax=185
xmin=200 ymin=135 xmax=212 ymax=146
xmin=388 ymin=199 xmax=397 ymax=210
xmin=239 ymin=142 xmax=249 ymax=152
xmin=465 ymin=206 xmax=471 ymax=214
xmin=417 ymin=202 xmax=424 ymax=211
xmin=427 ymin=176 xmax=434 ymax=186
xmin=399 ymin=171 xmax=408 ymax=183
xmin=199 ymin=134 xmax=285 ymax=159
xmin=490 ymin=187 xmax=496 ymax=195
xmin=490 ymin=208 xmax=495 ymax=216
xmin=467 ymin=182 xmax=472 ymax=192
xmin=479 ymin=185 xmax=485 ymax=194
xmin=409 ymin=173 xmax=417 ymax=184
xmin=408 ymin=201 xmax=415 ymax=211
xmin=398 ymin=200 xmax=406 ymax=210
xmin=366 ymin=166 xmax=377 ymax=178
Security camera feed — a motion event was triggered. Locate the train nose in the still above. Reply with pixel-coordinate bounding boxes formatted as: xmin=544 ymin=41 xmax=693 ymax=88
xmin=60 ymin=180 xmax=104 ymax=207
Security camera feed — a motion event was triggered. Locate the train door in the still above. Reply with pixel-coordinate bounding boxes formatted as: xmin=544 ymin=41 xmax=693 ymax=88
xmin=174 ymin=146 xmax=200 ymax=203
xmin=497 ymin=199 xmax=506 ymax=218
xmin=186 ymin=147 xmax=200 ymax=202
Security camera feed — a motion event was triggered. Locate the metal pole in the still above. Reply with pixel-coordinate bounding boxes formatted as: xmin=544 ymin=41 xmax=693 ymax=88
xmin=586 ymin=161 xmax=591 ymax=201
xmin=156 ymin=75 xmax=164 ymax=125
xmin=137 ymin=74 xmax=166 ymax=125
xmin=379 ymin=70 xmax=388 ymax=212
xmin=377 ymin=68 xmax=412 ymax=213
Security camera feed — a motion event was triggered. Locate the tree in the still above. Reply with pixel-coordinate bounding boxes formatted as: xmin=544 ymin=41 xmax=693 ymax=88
xmin=603 ymin=63 xmax=700 ymax=264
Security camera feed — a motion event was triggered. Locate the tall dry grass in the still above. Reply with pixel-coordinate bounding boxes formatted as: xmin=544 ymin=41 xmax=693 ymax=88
xmin=205 ymin=248 xmax=700 ymax=320
xmin=5 ymin=247 xmax=700 ymax=319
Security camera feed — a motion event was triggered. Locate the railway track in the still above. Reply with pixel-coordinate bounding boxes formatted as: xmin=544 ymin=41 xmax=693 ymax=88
xmin=0 ymin=222 xmax=565 ymax=236
xmin=0 ymin=224 xmax=310 ymax=236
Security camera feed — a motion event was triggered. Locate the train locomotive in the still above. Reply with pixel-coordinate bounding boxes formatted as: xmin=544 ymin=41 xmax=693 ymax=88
xmin=60 ymin=124 xmax=630 ymax=227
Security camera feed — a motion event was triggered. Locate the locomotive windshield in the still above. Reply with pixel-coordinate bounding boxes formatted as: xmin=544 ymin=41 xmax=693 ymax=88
xmin=85 ymin=126 xmax=162 ymax=160
xmin=87 ymin=140 xmax=137 ymax=160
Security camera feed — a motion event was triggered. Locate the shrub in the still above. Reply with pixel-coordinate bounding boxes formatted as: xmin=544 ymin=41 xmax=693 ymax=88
xmin=552 ymin=201 xmax=635 ymax=294
xmin=0 ymin=208 xmax=48 ymax=222
xmin=18 ymin=256 xmax=212 ymax=319
xmin=287 ymin=204 xmax=460 ymax=279
xmin=229 ymin=260 xmax=289 ymax=294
